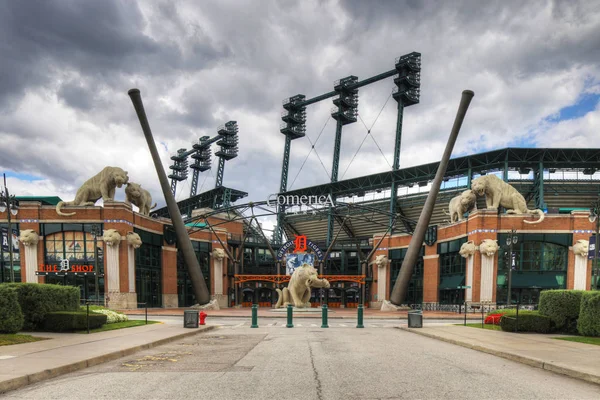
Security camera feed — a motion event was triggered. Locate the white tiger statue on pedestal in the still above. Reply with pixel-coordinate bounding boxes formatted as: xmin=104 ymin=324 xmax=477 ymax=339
xmin=56 ymin=166 xmax=129 ymax=216
xmin=471 ymin=174 xmax=544 ymax=224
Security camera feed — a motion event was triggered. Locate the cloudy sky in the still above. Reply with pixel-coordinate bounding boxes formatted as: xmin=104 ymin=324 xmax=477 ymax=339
xmin=1 ymin=0 xmax=599 ymax=232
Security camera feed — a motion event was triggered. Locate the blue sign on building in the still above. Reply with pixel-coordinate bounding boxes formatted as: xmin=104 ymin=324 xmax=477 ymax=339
xmin=589 ymin=235 xmax=597 ymax=260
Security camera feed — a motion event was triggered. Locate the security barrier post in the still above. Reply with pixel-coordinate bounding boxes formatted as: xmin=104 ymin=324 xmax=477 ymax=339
xmin=286 ymin=304 xmax=294 ymax=328
xmin=251 ymin=304 xmax=258 ymax=328
xmin=357 ymin=304 xmax=364 ymax=328
xmin=321 ymin=304 xmax=329 ymax=328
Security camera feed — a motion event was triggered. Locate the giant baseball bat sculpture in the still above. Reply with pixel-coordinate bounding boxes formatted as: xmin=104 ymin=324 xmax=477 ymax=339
xmin=128 ymin=89 xmax=211 ymax=305
xmin=390 ymin=90 xmax=474 ymax=305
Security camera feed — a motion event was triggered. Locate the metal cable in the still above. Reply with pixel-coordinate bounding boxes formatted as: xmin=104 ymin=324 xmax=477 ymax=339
xmin=342 ymin=90 xmax=394 ymax=178
xmin=289 ymin=116 xmax=331 ymax=189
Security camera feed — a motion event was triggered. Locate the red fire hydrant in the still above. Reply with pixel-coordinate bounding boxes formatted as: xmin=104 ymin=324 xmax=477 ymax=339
xmin=199 ymin=311 xmax=207 ymax=326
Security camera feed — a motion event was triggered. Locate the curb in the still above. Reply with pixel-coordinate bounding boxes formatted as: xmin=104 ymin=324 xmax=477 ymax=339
xmin=0 ymin=325 xmax=218 ymax=395
xmin=398 ymin=327 xmax=600 ymax=386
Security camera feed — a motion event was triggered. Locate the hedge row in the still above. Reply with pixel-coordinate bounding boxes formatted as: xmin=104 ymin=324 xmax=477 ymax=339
xmin=500 ymin=311 xmax=554 ymax=333
xmin=539 ymin=290 xmax=585 ymax=334
xmin=577 ymin=292 xmax=600 ymax=337
xmin=1 ymin=283 xmax=80 ymax=330
xmin=43 ymin=312 xmax=107 ymax=332
xmin=0 ymin=285 xmax=24 ymax=333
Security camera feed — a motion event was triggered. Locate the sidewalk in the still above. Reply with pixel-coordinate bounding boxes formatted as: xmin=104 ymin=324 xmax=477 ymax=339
xmin=0 ymin=322 xmax=216 ymax=394
xmin=119 ymin=306 xmax=484 ymax=320
xmin=400 ymin=325 xmax=600 ymax=386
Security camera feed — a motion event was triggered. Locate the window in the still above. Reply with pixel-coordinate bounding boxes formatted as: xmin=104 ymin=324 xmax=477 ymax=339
xmin=1 ymin=224 xmax=21 ymax=282
xmin=388 ymin=247 xmax=424 ymax=304
xmin=438 ymin=237 xmax=468 ymax=276
xmin=437 ymin=237 xmax=467 ymax=304
xmin=41 ymin=225 xmax=104 ymax=301
xmin=178 ymin=241 xmax=211 ymax=307
xmin=135 ymin=228 xmax=163 ymax=308
xmin=497 ymin=234 xmax=569 ymax=272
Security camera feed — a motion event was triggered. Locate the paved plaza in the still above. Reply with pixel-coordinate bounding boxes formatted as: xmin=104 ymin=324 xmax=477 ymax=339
xmin=1 ymin=315 xmax=599 ymax=399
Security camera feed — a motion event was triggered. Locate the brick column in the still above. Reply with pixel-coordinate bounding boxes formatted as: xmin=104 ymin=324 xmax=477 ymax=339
xmin=423 ymin=242 xmax=440 ymax=304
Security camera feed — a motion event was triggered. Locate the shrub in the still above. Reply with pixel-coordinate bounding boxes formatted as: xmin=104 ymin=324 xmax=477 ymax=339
xmin=539 ymin=290 xmax=585 ymax=333
xmin=43 ymin=311 xmax=107 ymax=332
xmin=577 ymin=292 xmax=600 ymax=337
xmin=0 ymin=286 xmax=24 ymax=333
xmin=499 ymin=310 xmax=554 ymax=333
xmin=486 ymin=308 xmax=517 ymax=317
xmin=91 ymin=309 xmax=128 ymax=324
xmin=3 ymin=283 xmax=80 ymax=330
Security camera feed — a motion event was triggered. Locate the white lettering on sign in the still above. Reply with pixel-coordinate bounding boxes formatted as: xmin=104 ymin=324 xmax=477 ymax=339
xmin=267 ymin=194 xmax=334 ymax=207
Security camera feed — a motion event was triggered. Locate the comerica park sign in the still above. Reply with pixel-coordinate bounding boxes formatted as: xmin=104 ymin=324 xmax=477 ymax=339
xmin=267 ymin=194 xmax=335 ymax=207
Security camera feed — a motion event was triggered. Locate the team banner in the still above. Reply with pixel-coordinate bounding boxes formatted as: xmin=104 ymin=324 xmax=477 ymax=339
xmin=1 ymin=227 xmax=19 ymax=254
xmin=589 ymin=235 xmax=597 ymax=260
xmin=285 ymin=253 xmax=316 ymax=276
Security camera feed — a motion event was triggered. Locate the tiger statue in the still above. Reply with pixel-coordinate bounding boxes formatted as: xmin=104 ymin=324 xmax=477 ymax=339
xmin=471 ymin=174 xmax=544 ymax=224
xmin=124 ymin=182 xmax=157 ymax=216
xmin=56 ymin=166 xmax=129 ymax=216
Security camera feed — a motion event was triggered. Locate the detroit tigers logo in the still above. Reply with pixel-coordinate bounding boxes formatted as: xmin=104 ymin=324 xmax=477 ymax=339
xmin=294 ymin=235 xmax=307 ymax=252
xmin=59 ymin=259 xmax=70 ymax=272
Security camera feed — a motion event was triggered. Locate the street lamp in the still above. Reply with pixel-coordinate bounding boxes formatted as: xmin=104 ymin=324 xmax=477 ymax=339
xmin=0 ymin=173 xmax=19 ymax=282
xmin=590 ymin=200 xmax=600 ymax=290
xmin=505 ymin=229 xmax=518 ymax=305
xmin=91 ymin=224 xmax=101 ymax=305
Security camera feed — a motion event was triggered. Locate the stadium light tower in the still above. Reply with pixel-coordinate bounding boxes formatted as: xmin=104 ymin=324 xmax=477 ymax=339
xmin=168 ymin=148 xmax=189 ymax=196
xmin=215 ymin=121 xmax=239 ymax=188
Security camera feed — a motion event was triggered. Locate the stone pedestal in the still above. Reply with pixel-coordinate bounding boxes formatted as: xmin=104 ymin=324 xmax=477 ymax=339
xmin=466 ymin=255 xmax=474 ymax=302
xmin=480 ymin=254 xmax=494 ymax=302
xmin=162 ymin=294 xmax=178 ymax=308
xmin=128 ymin=245 xmax=136 ymax=293
xmin=107 ymin=292 xmax=137 ymax=310
xmin=24 ymin=243 xmax=39 ymax=283
xmin=573 ymin=254 xmax=588 ymax=290
xmin=212 ymin=294 xmax=228 ymax=308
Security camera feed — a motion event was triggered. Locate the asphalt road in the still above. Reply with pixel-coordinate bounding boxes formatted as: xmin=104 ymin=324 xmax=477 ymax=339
xmin=3 ymin=323 xmax=599 ymax=400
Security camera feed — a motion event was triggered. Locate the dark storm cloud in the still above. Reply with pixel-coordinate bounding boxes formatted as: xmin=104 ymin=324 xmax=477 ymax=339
xmin=0 ymin=0 xmax=230 ymax=110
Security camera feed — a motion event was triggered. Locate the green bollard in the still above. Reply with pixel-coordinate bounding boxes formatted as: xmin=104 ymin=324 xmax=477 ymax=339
xmin=286 ymin=304 xmax=294 ymax=328
xmin=251 ymin=304 xmax=258 ymax=328
xmin=357 ymin=304 xmax=364 ymax=328
xmin=321 ymin=304 xmax=329 ymax=328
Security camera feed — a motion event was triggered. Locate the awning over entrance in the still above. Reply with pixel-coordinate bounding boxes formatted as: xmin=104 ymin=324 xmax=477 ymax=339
xmin=439 ymin=275 xmax=465 ymax=290
xmin=502 ymin=272 xmax=566 ymax=289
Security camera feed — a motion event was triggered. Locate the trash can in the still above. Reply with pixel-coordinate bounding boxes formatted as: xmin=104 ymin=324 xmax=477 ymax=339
xmin=184 ymin=310 xmax=199 ymax=328
xmin=407 ymin=310 xmax=423 ymax=328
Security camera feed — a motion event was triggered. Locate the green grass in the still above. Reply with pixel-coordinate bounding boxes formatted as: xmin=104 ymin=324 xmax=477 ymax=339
xmin=553 ymin=336 xmax=600 ymax=346
xmin=456 ymin=323 xmax=502 ymax=331
xmin=77 ymin=319 xmax=161 ymax=334
xmin=0 ymin=334 xmax=49 ymax=346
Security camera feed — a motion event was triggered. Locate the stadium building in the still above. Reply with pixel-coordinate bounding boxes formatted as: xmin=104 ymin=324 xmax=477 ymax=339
xmin=2 ymin=53 xmax=599 ymax=309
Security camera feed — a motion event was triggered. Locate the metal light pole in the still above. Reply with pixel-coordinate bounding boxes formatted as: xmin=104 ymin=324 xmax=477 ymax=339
xmin=590 ymin=201 xmax=600 ymax=290
xmin=506 ymin=229 xmax=518 ymax=305
xmin=91 ymin=224 xmax=101 ymax=305
xmin=1 ymin=174 xmax=19 ymax=282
